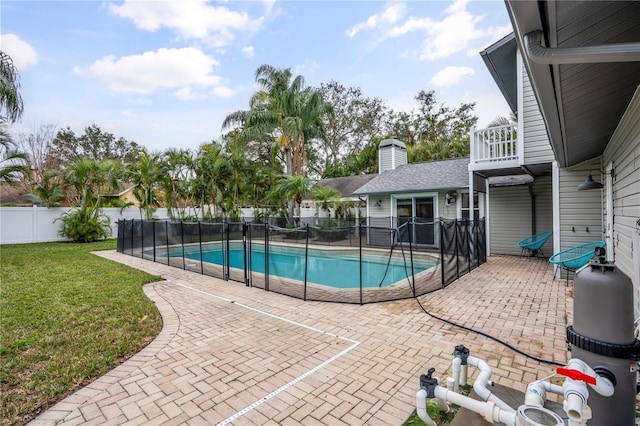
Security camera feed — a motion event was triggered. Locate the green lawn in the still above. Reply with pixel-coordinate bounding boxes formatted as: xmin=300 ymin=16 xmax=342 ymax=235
xmin=0 ymin=240 xmax=162 ymax=426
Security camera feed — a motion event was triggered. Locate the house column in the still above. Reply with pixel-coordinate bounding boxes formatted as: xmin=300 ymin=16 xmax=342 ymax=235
xmin=552 ymin=161 xmax=560 ymax=276
xmin=485 ymin=178 xmax=491 ymax=256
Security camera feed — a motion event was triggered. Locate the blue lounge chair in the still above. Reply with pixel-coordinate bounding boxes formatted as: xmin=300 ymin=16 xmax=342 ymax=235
xmin=517 ymin=231 xmax=553 ymax=258
xmin=549 ymin=241 xmax=606 ymax=285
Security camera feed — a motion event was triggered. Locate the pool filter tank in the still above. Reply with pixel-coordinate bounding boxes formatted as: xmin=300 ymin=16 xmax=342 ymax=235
xmin=567 ymin=251 xmax=640 ymax=425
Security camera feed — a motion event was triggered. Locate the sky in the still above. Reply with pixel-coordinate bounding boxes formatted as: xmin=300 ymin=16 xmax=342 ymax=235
xmin=2 ymin=0 xmax=513 ymax=153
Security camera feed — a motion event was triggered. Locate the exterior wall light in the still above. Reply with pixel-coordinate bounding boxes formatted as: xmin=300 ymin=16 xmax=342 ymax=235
xmin=577 ymin=173 xmax=603 ymax=191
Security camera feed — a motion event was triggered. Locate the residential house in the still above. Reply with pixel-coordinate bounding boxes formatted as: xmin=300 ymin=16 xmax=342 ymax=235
xmin=473 ymin=2 xmax=640 ymax=312
xmin=353 ymin=138 xmax=479 ymax=248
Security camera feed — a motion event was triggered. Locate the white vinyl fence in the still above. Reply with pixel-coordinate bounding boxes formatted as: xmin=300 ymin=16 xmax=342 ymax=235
xmin=0 ymin=207 xmax=169 ymax=245
xmin=0 ymin=206 xmax=347 ymax=245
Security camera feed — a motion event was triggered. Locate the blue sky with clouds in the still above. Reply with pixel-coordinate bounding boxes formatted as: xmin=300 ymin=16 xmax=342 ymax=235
xmin=2 ymin=0 xmax=513 ymax=152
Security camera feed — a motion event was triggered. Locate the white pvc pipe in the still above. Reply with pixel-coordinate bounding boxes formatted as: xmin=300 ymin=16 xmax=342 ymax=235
xmin=416 ymin=389 xmax=437 ymax=426
xmin=461 ymin=363 xmax=468 ymax=386
xmin=467 ymin=356 xmax=514 ymax=413
xmin=452 ymin=357 xmax=461 ymax=393
xmin=433 ymin=386 xmax=516 ymax=425
xmin=566 ymin=358 xmax=615 ymax=397
xmin=540 ymin=380 xmax=564 ymax=396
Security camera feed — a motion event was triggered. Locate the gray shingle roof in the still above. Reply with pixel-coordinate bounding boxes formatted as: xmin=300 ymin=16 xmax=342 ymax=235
xmin=353 ymin=157 xmax=470 ymax=195
xmin=316 ymin=174 xmax=377 ymax=198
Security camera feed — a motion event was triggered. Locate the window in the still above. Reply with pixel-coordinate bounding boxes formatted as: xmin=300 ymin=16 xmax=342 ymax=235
xmin=460 ymin=192 xmax=480 ymax=220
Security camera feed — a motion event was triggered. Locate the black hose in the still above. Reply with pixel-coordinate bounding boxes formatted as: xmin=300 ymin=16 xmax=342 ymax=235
xmin=413 ymin=296 xmax=564 ymax=367
xmin=399 ymin=221 xmax=564 ymax=367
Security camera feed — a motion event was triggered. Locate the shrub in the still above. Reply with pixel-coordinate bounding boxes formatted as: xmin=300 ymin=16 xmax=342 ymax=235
xmin=57 ymin=208 xmax=112 ymax=242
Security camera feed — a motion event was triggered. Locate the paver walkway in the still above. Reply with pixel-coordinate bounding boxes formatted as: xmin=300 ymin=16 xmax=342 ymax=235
xmin=30 ymin=253 xmax=571 ymax=426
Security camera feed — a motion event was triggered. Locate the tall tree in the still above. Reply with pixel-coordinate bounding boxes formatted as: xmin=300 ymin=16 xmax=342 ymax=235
xmin=222 ymin=64 xmax=331 ymax=177
xmin=126 ymin=149 xmax=165 ymax=220
xmin=385 ymin=90 xmax=477 ymax=156
xmin=0 ymin=51 xmax=24 ymax=123
xmin=0 ymin=130 xmax=28 ymax=184
xmin=318 ymin=81 xmax=386 ymax=170
xmin=51 ymin=124 xmax=139 ymax=164
xmin=269 ymin=174 xmax=314 ymax=222
xmin=16 ymin=123 xmax=58 ymax=185
xmin=61 ymin=158 xmax=120 ymax=210
xmin=0 ymin=52 xmax=28 ymax=184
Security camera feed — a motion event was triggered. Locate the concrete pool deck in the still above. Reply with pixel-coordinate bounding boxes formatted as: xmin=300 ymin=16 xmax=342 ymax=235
xmin=30 ymin=253 xmax=571 ymax=425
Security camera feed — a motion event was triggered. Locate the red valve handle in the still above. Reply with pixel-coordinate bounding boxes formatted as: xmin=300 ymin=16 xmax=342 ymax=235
xmin=557 ymin=367 xmax=597 ymax=385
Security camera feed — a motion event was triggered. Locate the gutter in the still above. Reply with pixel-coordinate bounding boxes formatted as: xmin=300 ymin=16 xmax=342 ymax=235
xmin=525 ymin=30 xmax=640 ymax=64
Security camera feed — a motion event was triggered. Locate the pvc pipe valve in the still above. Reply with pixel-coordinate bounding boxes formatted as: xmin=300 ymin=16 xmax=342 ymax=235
xmin=557 ymin=367 xmax=597 ymax=385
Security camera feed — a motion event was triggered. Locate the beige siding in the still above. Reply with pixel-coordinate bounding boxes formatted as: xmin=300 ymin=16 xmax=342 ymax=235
xmin=522 ymin=70 xmax=555 ymax=164
xmin=558 ymin=158 xmax=604 ymax=250
xmin=489 ymin=185 xmax=532 ymax=255
xmin=602 ymin=87 xmax=640 ymax=315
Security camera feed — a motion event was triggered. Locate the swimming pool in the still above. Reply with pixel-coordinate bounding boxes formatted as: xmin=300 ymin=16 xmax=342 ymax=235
xmin=182 ymin=244 xmax=437 ymax=289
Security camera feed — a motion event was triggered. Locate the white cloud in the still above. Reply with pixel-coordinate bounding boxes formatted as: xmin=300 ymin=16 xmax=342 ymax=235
xmin=80 ymin=47 xmax=227 ymax=99
xmin=0 ymin=34 xmax=38 ymax=70
xmin=348 ymin=0 xmax=508 ymax=61
xmin=293 ymin=59 xmax=319 ymax=77
xmin=109 ymin=0 xmax=263 ymax=47
xmin=210 ymin=86 xmax=235 ymax=98
xmin=128 ymin=97 xmax=153 ymax=106
xmin=346 ymin=3 xmax=407 ymax=38
xmin=241 ymin=45 xmax=254 ymax=58
xmin=174 ymin=86 xmax=205 ymax=101
xmin=429 ymin=66 xmax=475 ymax=89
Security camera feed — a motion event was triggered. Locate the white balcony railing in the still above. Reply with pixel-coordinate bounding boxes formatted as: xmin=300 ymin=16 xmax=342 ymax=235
xmin=471 ymin=124 xmax=518 ymax=164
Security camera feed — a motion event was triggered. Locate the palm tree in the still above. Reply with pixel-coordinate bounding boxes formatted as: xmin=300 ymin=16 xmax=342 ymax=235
xmin=160 ymin=148 xmax=191 ymax=219
xmin=0 ymin=127 xmax=28 ymax=184
xmin=311 ymin=185 xmax=340 ymax=217
xmin=24 ymin=170 xmax=62 ymax=207
xmin=126 ymin=150 xmax=165 ymax=220
xmin=0 ymin=52 xmax=27 ymax=184
xmin=270 ymin=175 xmax=314 ymax=223
xmin=191 ymin=145 xmax=229 ymax=219
xmin=0 ymin=52 xmax=24 ymax=124
xmin=62 ymin=157 xmax=119 ymax=210
xmin=222 ymin=64 xmax=331 ymax=177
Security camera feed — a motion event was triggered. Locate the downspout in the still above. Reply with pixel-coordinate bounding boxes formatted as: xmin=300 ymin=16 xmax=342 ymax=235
xmin=525 ymin=30 xmax=640 ymax=64
xmin=529 ymin=184 xmax=536 ymax=236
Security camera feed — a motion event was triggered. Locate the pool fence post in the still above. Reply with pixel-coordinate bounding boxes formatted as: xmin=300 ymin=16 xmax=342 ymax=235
xmin=165 ymin=220 xmax=170 ymax=266
xmin=224 ymin=221 xmax=230 ymax=281
xmin=153 ymin=220 xmax=157 ymax=263
xmin=466 ymin=219 xmax=471 ymax=274
xmin=264 ymin=223 xmax=269 ymax=292
xmin=247 ymin=223 xmax=252 ymax=287
xmin=140 ymin=219 xmax=145 ymax=259
xmin=180 ymin=220 xmax=186 ymax=270
xmin=198 ymin=221 xmax=204 ymax=275
xmin=409 ymin=219 xmax=415 ymax=297
xmin=455 ymin=219 xmax=460 ymax=280
xmin=130 ymin=219 xmax=134 ymax=256
xmin=359 ymin=222 xmax=363 ymax=305
xmin=440 ymin=219 xmax=445 ymax=289
xmin=303 ymin=224 xmax=309 ymax=301
xmin=243 ymin=222 xmax=249 ymax=286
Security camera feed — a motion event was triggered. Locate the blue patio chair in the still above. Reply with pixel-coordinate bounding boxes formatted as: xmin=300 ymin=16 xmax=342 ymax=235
xmin=549 ymin=241 xmax=605 ymax=286
xmin=517 ymin=231 xmax=552 ymax=258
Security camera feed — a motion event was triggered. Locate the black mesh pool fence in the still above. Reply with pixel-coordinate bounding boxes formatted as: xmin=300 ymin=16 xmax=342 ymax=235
xmin=116 ymin=217 xmax=486 ymax=304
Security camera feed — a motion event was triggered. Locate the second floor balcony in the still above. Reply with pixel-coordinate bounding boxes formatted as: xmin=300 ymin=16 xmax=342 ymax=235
xmin=469 ymin=124 xmax=520 ymax=173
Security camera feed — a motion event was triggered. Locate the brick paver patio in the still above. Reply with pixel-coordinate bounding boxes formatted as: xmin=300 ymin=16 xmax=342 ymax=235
xmin=29 ymin=253 xmax=571 ymax=425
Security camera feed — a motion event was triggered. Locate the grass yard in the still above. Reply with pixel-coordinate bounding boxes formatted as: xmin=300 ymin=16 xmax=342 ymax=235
xmin=0 ymin=240 xmax=162 ymax=426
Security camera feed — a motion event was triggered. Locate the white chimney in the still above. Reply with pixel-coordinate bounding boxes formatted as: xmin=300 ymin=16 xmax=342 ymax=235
xmin=378 ymin=138 xmax=407 ymax=174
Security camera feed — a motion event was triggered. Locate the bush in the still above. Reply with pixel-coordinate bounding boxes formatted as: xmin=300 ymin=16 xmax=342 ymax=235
xmin=57 ymin=208 xmax=112 ymax=242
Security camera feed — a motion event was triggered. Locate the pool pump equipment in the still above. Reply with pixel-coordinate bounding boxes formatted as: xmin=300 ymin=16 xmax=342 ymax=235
xmin=415 ymin=248 xmax=640 ymax=425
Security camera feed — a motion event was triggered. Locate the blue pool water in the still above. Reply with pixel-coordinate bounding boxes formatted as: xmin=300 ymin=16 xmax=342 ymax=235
xmin=184 ymin=245 xmax=436 ymax=288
